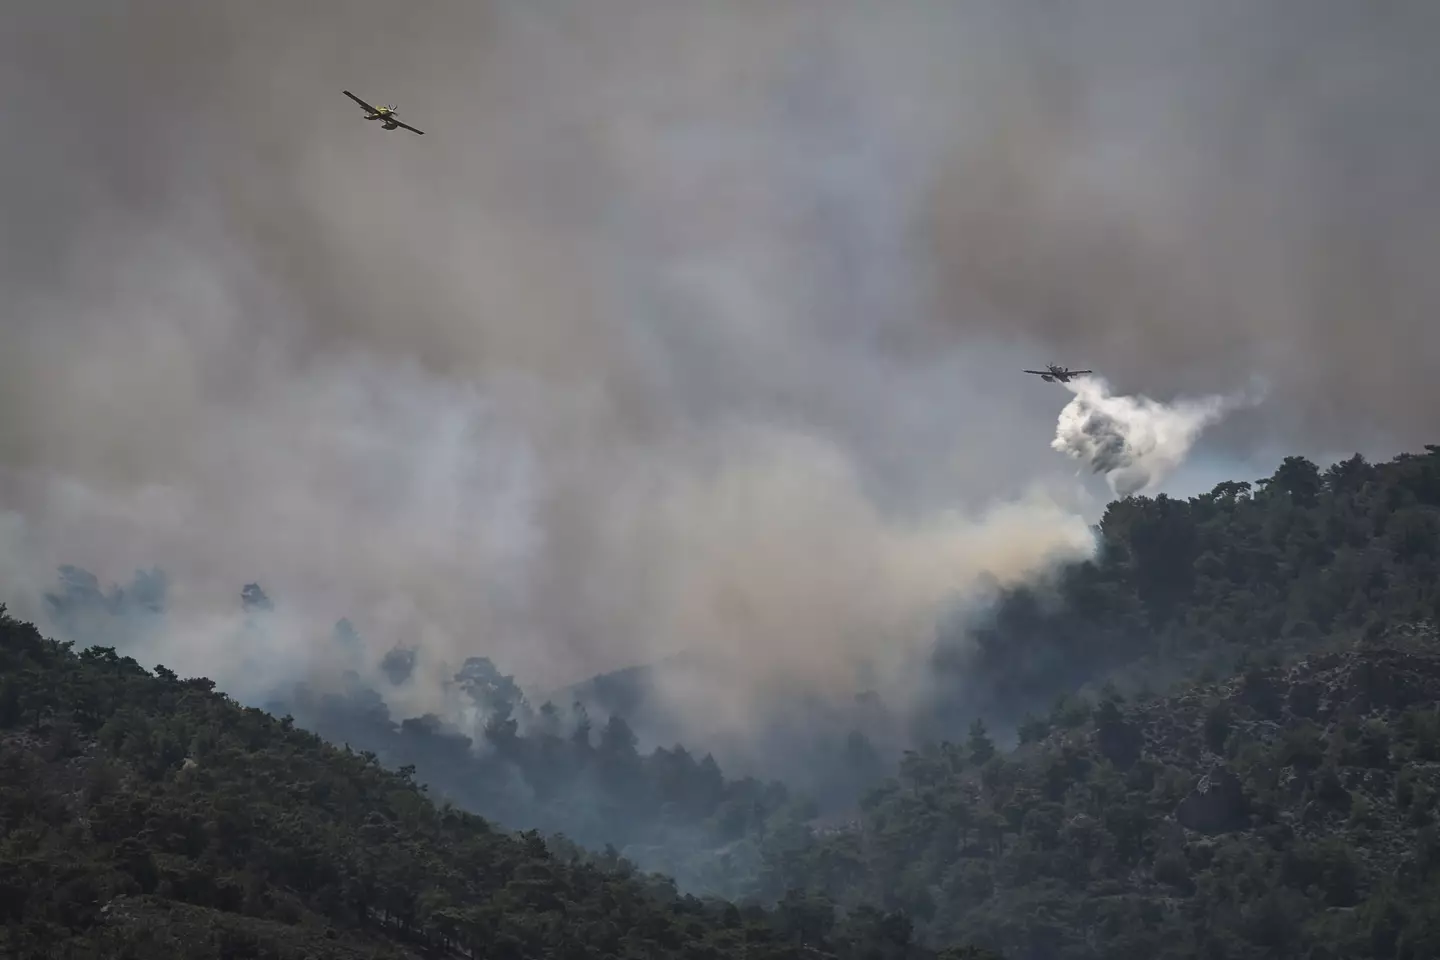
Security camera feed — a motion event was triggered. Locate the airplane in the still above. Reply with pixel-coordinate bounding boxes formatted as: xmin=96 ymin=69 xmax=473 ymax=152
xmin=1023 ymin=364 xmax=1093 ymax=383
xmin=343 ymin=90 xmax=425 ymax=135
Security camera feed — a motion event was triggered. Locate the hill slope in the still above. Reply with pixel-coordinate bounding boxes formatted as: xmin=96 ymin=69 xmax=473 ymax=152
xmin=43 ymin=449 xmax=1440 ymax=911
xmin=927 ymin=448 xmax=1440 ymax=734
xmin=758 ymin=624 xmax=1440 ymax=959
xmin=518 ymin=448 xmax=1440 ymax=784
xmin=40 ymin=571 xmax=821 ymax=900
xmin=15 ymin=446 xmax=1440 ymax=958
xmin=0 ymin=605 xmax=997 ymax=960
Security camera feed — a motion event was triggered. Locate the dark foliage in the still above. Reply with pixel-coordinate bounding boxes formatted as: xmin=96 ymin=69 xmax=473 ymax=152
xmin=41 ymin=568 xmax=816 ymax=899
xmin=17 ymin=445 xmax=1440 ymax=959
xmin=743 ymin=449 xmax=1440 ymax=959
xmin=270 ymin=660 xmax=809 ymax=900
xmin=0 ymin=605 xmax=993 ymax=959
xmin=936 ymin=449 xmax=1440 ymax=731
xmin=754 ymin=627 xmax=1440 ymax=959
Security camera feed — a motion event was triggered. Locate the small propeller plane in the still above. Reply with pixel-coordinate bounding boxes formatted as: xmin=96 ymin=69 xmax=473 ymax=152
xmin=1024 ymin=364 xmax=1093 ymax=383
xmin=343 ymin=90 xmax=425 ymax=135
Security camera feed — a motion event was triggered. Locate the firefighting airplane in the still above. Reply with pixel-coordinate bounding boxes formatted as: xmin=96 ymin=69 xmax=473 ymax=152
xmin=342 ymin=90 xmax=425 ymax=135
xmin=1023 ymin=364 xmax=1093 ymax=383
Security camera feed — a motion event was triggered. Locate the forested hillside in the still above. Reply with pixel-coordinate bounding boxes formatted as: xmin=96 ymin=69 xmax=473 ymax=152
xmin=222 ymin=446 xmax=1440 ymax=903
xmin=40 ymin=572 xmax=876 ymax=899
xmin=509 ymin=448 xmax=1440 ymax=763
xmin=0 ymin=606 xmax=1000 ymax=959
xmin=759 ymin=624 xmax=1440 ymax=959
xmin=740 ymin=447 xmax=1440 ymax=958
xmin=275 ymin=662 xmax=815 ymax=898
xmin=16 ymin=447 xmax=1440 ymax=958
xmin=925 ymin=448 xmax=1440 ymax=734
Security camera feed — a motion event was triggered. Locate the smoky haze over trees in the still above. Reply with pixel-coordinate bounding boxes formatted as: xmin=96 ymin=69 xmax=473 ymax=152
xmin=19 ymin=445 xmax=1440 ymax=958
xmin=743 ymin=448 xmax=1440 ymax=959
xmin=6 ymin=0 xmax=1440 ymax=767
xmin=6 ymin=2 xmax=1440 ymax=953
xmin=37 ymin=565 xmax=909 ymax=897
xmin=3 ymin=607 xmax=1004 ymax=960
xmin=34 ymin=450 xmax=1440 ymax=900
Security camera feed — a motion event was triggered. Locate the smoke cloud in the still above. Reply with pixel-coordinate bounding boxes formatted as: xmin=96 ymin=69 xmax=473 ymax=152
xmin=2 ymin=0 xmax=1434 ymax=767
xmin=1052 ymin=377 xmax=1259 ymax=498
xmin=920 ymin=0 xmax=1440 ymax=456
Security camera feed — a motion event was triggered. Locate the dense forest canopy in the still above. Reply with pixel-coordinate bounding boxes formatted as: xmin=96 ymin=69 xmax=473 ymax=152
xmin=16 ymin=446 xmax=1440 ymax=958
xmin=0 ymin=606 xmax=1000 ymax=959
xmin=925 ymin=448 xmax=1440 ymax=733
xmin=754 ymin=624 xmax=1440 ymax=959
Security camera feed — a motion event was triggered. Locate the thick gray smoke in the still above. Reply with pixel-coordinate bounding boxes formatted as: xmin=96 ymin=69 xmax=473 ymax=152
xmin=2 ymin=0 xmax=1435 ymax=763
xmin=1052 ymin=377 xmax=1258 ymax=498
xmin=921 ymin=0 xmax=1440 ymax=456
xmin=0 ymin=0 xmax=1103 ymax=756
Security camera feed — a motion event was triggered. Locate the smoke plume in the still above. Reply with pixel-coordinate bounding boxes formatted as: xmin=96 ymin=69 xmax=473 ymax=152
xmin=3 ymin=0 xmax=1435 ymax=770
xmin=1052 ymin=377 xmax=1258 ymax=498
xmin=920 ymin=0 xmax=1440 ymax=456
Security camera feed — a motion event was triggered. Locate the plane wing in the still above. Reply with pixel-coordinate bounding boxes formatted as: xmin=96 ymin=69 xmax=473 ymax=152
xmin=343 ymin=90 xmax=380 ymax=114
xmin=391 ymin=119 xmax=425 ymax=135
xmin=1068 ymin=370 xmax=1093 ymax=375
xmin=1022 ymin=370 xmax=1050 ymax=375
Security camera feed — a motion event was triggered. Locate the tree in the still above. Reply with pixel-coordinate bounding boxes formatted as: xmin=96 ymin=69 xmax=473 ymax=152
xmin=1268 ymin=456 xmax=1323 ymax=507
xmin=240 ymin=582 xmax=273 ymax=612
xmin=967 ymin=719 xmax=995 ymax=767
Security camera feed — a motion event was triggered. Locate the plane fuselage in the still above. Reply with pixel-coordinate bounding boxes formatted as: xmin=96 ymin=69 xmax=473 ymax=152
xmin=345 ymin=92 xmax=425 ymax=135
xmin=1023 ymin=365 xmax=1092 ymax=383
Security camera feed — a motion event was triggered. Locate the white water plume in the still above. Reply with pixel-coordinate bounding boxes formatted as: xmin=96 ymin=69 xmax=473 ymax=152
xmin=1052 ymin=376 xmax=1260 ymax=497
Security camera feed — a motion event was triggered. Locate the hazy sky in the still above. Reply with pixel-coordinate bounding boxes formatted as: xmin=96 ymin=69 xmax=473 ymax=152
xmin=3 ymin=0 xmax=1437 ymax=742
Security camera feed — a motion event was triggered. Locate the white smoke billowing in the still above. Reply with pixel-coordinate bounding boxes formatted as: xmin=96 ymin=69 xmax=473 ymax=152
xmin=0 ymin=0 xmax=1125 ymax=760
xmin=1052 ymin=376 xmax=1260 ymax=497
xmin=629 ymin=430 xmax=1098 ymax=746
xmin=7 ymin=0 xmax=1416 ymax=771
